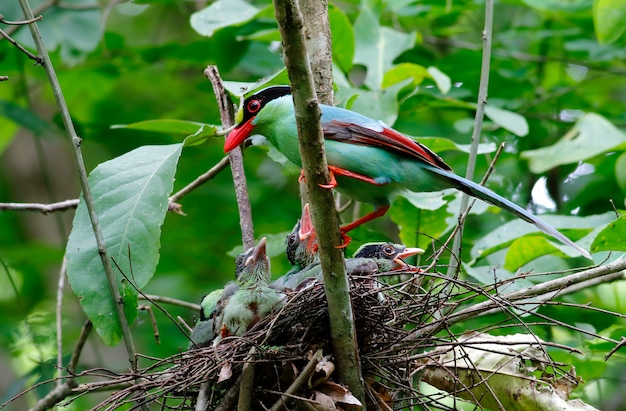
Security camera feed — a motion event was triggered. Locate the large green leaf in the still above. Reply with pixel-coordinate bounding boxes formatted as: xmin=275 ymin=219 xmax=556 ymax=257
xmin=4 ymin=0 xmax=101 ymax=64
xmin=522 ymin=0 xmax=593 ymax=12
xmin=66 ymin=144 xmax=183 ymax=346
xmin=521 ymin=113 xmax=626 ymax=174
xmin=190 ymin=0 xmax=261 ymax=37
xmin=590 ymin=215 xmax=626 ymax=252
xmin=593 ymin=0 xmax=626 ymax=44
xmin=471 ymin=213 xmax=603 ymax=261
xmin=353 ymin=7 xmax=415 ymax=89
xmin=336 ymin=81 xmax=409 ymax=126
xmin=389 ymin=196 xmax=454 ymax=251
xmin=484 ymin=106 xmax=529 ymax=137
xmin=111 ymin=119 xmax=212 ymax=135
xmin=329 ymin=5 xmax=355 ymax=74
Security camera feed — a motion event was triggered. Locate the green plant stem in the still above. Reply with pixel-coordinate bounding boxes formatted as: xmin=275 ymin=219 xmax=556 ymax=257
xmin=448 ymin=0 xmax=494 ymax=276
xmin=273 ymin=0 xmax=366 ymax=407
xmin=17 ymin=0 xmax=138 ymax=370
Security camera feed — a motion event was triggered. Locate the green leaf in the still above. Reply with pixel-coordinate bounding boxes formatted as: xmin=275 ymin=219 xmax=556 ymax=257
xmin=353 ymin=7 xmax=415 ymax=89
xmin=390 ymin=196 xmax=454 ymax=251
xmin=484 ymin=106 xmax=529 ymax=137
xmin=382 ymin=63 xmax=427 ymax=89
xmin=593 ymin=0 xmax=626 ymax=44
xmin=184 ymin=124 xmax=220 ymax=147
xmin=4 ymin=0 xmax=101 ymax=64
xmin=190 ymin=0 xmax=261 ymax=37
xmin=223 ymin=68 xmax=290 ymax=100
xmin=0 ymin=100 xmax=58 ymax=138
xmin=614 ymin=152 xmax=626 ymax=192
xmin=227 ymin=232 xmax=290 ymax=260
xmin=521 ymin=0 xmax=593 ymax=12
xmin=66 ymin=144 xmax=183 ymax=346
xmin=112 ymin=119 xmax=213 ymax=136
xmin=521 ymin=113 xmax=626 ymax=174
xmin=471 ymin=214 xmax=599 ymax=260
xmin=329 ymin=6 xmax=355 ymax=74
xmin=418 ymin=137 xmax=497 ymax=155
xmin=426 ymin=66 xmax=451 ymax=95
xmin=590 ymin=215 xmax=626 ymax=252
xmin=504 ymin=236 xmax=562 ymax=271
xmin=341 ymin=81 xmax=409 ymax=126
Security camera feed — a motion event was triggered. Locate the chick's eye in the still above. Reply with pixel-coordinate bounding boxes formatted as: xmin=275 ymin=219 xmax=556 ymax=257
xmin=247 ymin=99 xmax=261 ymax=113
xmin=382 ymin=245 xmax=394 ymax=255
xmin=287 ymin=234 xmax=297 ymax=246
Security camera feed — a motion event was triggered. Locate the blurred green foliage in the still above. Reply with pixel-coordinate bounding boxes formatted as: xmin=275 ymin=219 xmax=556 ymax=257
xmin=1 ymin=0 xmax=626 ymax=409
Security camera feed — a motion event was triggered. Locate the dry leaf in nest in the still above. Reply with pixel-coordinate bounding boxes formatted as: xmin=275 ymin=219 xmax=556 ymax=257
xmin=310 ymin=355 xmax=335 ymax=388
xmin=318 ymin=381 xmax=362 ymax=409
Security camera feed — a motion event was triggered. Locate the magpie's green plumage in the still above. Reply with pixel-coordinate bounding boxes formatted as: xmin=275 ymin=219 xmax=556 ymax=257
xmin=224 ymin=86 xmax=591 ymax=260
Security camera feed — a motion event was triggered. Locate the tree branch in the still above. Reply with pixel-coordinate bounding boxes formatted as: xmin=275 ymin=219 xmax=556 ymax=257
xmin=17 ymin=0 xmax=139 ymax=372
xmin=205 ymin=66 xmax=255 ymax=249
xmin=414 ymin=257 xmax=626 ymax=340
xmin=448 ymin=0 xmax=494 ymax=276
xmin=273 ymin=0 xmax=366 ymax=406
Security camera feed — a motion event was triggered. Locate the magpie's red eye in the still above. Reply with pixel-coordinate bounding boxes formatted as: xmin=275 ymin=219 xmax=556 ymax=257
xmin=247 ymin=99 xmax=261 ymax=113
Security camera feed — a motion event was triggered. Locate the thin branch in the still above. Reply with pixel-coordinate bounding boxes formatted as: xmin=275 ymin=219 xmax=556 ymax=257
xmin=413 ymin=257 xmax=626 ymax=340
xmin=139 ymin=294 xmax=200 ymax=311
xmin=56 ymin=256 xmax=67 ymax=387
xmin=17 ymin=0 xmax=138 ymax=372
xmin=273 ymin=0 xmax=366 ymax=406
xmin=448 ymin=0 xmax=493 ymax=276
xmin=0 ymin=199 xmax=78 ymax=213
xmin=0 ymin=14 xmax=43 ymax=25
xmin=237 ymin=347 xmax=256 ymax=411
xmin=29 ymin=320 xmax=93 ymax=411
xmin=205 ymin=66 xmax=255 ymax=249
xmin=169 ymin=155 xmax=230 ymax=204
xmin=0 ymin=28 xmax=42 ymax=63
xmin=269 ymin=349 xmax=323 ymax=411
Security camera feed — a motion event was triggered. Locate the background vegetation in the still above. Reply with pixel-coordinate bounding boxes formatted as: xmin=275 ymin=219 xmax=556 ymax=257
xmin=1 ymin=0 xmax=626 ymax=409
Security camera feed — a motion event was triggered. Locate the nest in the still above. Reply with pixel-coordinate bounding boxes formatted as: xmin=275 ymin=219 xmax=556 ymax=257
xmin=68 ymin=267 xmax=592 ymax=411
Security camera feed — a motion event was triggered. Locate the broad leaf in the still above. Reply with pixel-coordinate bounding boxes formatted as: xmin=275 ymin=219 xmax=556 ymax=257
xmin=471 ymin=213 xmax=600 ymax=261
xmin=339 ymin=81 xmax=409 ymax=126
xmin=190 ymin=0 xmax=261 ymax=37
xmin=382 ymin=63 xmax=428 ymax=89
xmin=3 ymin=0 xmax=101 ymax=64
xmin=353 ymin=7 xmax=415 ymax=89
xmin=521 ymin=113 xmax=626 ymax=174
xmin=593 ymin=0 xmax=626 ymax=45
xmin=522 ymin=0 xmax=593 ymax=12
xmin=426 ymin=66 xmax=451 ymax=95
xmin=484 ymin=106 xmax=529 ymax=137
xmin=389 ymin=196 xmax=454 ymax=251
xmin=504 ymin=235 xmax=561 ymax=271
xmin=66 ymin=144 xmax=183 ymax=346
xmin=329 ymin=6 xmax=355 ymax=74
xmin=590 ymin=215 xmax=626 ymax=252
xmin=112 ymin=119 xmax=213 ymax=136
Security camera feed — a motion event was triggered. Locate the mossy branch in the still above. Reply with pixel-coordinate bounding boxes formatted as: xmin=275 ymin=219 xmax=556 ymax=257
xmin=273 ymin=0 xmax=366 ymax=406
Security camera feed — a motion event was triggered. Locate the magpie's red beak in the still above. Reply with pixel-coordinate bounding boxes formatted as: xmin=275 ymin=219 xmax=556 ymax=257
xmin=224 ymin=118 xmax=255 ymax=153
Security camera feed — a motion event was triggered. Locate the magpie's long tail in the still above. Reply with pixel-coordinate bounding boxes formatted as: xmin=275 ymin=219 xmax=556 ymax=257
xmin=423 ymin=164 xmax=591 ymax=260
